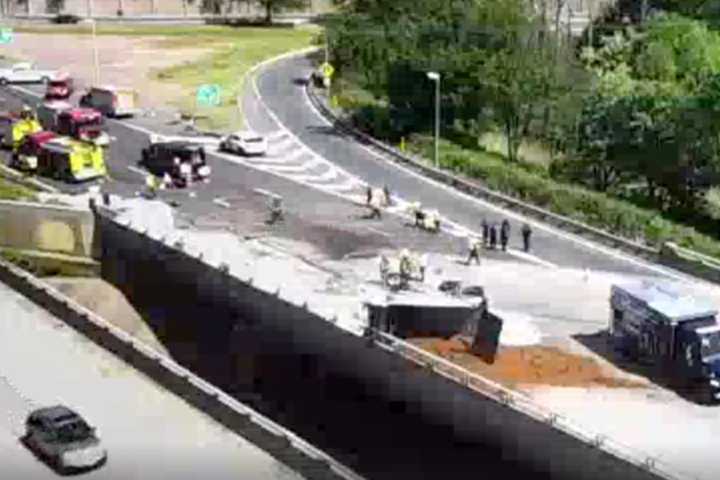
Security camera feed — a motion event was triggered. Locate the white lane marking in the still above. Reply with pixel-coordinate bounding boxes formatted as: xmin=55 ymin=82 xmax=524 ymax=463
xmin=294 ymin=166 xmax=340 ymax=183
xmin=323 ymin=177 xmax=363 ymax=193
xmin=299 ymin=76 xmax=707 ymax=284
xmin=213 ymin=197 xmax=232 ymax=208
xmin=240 ymin=153 xmax=298 ymax=165
xmin=364 ymin=226 xmax=393 ymax=238
xmin=264 ymin=156 xmax=323 ymax=173
xmin=267 ymin=130 xmax=289 ymax=142
xmin=127 ymin=165 xmax=146 ymax=176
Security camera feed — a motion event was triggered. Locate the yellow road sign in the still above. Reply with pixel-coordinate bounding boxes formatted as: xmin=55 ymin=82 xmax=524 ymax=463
xmin=320 ymin=62 xmax=335 ymax=78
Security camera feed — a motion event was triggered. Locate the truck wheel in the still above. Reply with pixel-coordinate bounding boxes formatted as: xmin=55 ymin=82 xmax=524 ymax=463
xmin=41 ymin=76 xmax=50 ymax=85
xmin=0 ymin=78 xmax=7 ymax=86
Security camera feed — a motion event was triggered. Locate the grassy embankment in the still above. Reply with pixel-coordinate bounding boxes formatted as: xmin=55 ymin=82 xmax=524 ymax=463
xmin=0 ymin=177 xmax=35 ymax=200
xmin=14 ymin=24 xmax=320 ymax=131
xmin=331 ymin=80 xmax=720 ymax=258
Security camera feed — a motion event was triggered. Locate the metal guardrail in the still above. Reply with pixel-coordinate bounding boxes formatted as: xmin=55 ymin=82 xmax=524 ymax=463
xmin=0 ymin=246 xmax=364 ymax=480
xmin=305 ymin=81 xmax=663 ymax=264
xmin=664 ymin=242 xmax=720 ymax=270
xmin=369 ymin=329 xmax=697 ymax=480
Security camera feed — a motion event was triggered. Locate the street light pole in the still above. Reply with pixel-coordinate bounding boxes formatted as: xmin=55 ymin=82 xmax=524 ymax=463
xmin=86 ymin=19 xmax=100 ymax=85
xmin=427 ymin=71 xmax=440 ymax=168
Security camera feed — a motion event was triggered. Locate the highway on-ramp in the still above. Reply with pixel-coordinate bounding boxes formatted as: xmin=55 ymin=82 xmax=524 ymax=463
xmin=0 ymin=279 xmax=304 ymax=480
xmin=250 ymin=54 xmax=694 ymax=279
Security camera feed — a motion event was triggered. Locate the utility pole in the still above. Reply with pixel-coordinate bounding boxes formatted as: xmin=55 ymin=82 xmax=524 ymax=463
xmin=426 ymin=72 xmax=441 ymax=169
xmin=324 ymin=31 xmax=329 ymax=64
xmin=640 ymin=0 xmax=648 ymax=23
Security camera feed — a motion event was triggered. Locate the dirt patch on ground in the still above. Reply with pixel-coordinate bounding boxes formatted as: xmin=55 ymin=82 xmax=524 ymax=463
xmin=409 ymin=336 xmax=648 ymax=390
xmin=45 ymin=277 xmax=170 ymax=356
xmin=5 ymin=33 xmax=213 ymax=108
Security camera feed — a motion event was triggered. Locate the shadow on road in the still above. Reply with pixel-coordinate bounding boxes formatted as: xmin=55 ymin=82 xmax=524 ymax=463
xmin=573 ymin=330 xmax=711 ymax=405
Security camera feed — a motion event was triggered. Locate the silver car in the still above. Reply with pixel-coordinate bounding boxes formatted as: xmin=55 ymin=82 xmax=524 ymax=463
xmin=24 ymin=405 xmax=107 ymax=473
xmin=0 ymin=62 xmax=58 ymax=85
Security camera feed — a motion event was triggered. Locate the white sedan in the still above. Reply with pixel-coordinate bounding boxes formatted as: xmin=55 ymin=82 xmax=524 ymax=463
xmin=220 ymin=131 xmax=268 ymax=156
xmin=0 ymin=63 xmax=58 ymax=85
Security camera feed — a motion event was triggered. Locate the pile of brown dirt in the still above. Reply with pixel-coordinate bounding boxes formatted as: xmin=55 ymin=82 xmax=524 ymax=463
xmin=409 ymin=337 xmax=647 ymax=389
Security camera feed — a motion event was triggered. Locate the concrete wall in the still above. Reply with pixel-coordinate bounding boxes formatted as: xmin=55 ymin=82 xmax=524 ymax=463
xmin=0 ymin=200 xmax=94 ymax=257
xmin=96 ymin=209 xmax=666 ymax=480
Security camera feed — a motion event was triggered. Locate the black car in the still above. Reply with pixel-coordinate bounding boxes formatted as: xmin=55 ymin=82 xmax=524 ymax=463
xmin=24 ymin=405 xmax=107 ymax=474
xmin=140 ymin=140 xmax=211 ymax=184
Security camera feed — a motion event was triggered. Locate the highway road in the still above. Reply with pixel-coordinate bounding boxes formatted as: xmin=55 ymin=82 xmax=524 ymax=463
xmin=250 ymin=54 xmax=691 ymax=279
xmin=0 ymin=279 xmax=304 ymax=480
xmin=0 ymin=57 xmax=704 ymax=285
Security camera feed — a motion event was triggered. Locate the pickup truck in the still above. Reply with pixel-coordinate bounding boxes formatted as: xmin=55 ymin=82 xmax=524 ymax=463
xmin=0 ymin=63 xmax=58 ymax=85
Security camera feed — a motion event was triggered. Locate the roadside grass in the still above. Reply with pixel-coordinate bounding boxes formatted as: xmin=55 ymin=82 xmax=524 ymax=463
xmin=11 ymin=22 xmax=320 ymax=130
xmin=0 ymin=176 xmax=37 ymax=201
xmin=149 ymin=25 xmax=320 ymax=131
xmin=0 ymin=248 xmax=98 ymax=277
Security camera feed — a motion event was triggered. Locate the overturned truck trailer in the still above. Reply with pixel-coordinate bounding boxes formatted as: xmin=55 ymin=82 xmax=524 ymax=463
xmin=363 ymin=283 xmax=502 ymax=363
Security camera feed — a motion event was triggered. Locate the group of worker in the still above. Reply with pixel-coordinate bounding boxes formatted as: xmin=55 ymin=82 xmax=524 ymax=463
xmin=144 ymin=157 xmax=197 ymax=198
xmin=379 ymin=248 xmax=428 ymax=289
xmin=466 ymin=219 xmax=533 ymax=265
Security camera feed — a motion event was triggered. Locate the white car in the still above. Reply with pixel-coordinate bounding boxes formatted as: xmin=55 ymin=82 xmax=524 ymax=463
xmin=0 ymin=62 xmax=58 ymax=85
xmin=24 ymin=405 xmax=107 ymax=474
xmin=220 ymin=131 xmax=268 ymax=156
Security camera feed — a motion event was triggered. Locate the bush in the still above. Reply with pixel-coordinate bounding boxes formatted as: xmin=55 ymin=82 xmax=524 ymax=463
xmin=409 ymin=137 xmax=720 ymax=258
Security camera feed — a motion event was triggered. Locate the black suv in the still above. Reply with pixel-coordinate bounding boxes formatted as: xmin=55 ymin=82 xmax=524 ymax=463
xmin=140 ymin=140 xmax=210 ymax=183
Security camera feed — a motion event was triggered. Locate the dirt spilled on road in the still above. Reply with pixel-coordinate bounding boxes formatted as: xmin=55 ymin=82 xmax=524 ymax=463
xmin=409 ymin=336 xmax=648 ymax=390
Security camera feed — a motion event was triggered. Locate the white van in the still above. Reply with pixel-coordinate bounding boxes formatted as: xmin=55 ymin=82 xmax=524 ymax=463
xmin=79 ymin=86 xmax=139 ymax=118
xmin=36 ymin=100 xmax=72 ymax=131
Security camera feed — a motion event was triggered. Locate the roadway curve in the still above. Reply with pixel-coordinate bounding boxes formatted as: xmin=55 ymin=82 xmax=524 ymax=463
xmin=254 ymin=54 xmax=685 ymax=279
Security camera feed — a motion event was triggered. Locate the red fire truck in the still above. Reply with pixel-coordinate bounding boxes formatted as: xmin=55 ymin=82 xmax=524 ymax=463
xmin=55 ymin=108 xmax=110 ymax=146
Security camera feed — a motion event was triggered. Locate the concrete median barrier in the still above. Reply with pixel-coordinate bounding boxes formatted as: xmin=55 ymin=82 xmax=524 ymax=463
xmin=0 ymin=200 xmax=93 ymax=257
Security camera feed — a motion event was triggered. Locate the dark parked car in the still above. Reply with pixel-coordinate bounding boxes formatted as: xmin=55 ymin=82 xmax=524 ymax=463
xmin=141 ymin=139 xmax=211 ymax=186
xmin=24 ymin=405 xmax=107 ymax=474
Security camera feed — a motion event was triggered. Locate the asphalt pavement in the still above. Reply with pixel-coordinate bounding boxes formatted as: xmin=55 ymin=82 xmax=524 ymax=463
xmin=0 ymin=81 xmax=529 ymax=263
xmin=252 ymin=54 xmax=683 ymax=278
xmin=0 ymin=280 xmax=304 ymax=480
xmin=0 ymin=56 xmax=702 ymax=282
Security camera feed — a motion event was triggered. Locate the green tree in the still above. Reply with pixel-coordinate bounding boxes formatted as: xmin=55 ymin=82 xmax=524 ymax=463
xmin=634 ymin=14 xmax=720 ymax=90
xmin=479 ymin=45 xmax=554 ymax=163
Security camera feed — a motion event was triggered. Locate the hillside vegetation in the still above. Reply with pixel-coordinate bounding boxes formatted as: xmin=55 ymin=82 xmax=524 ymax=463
xmin=324 ymin=0 xmax=720 ymax=256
